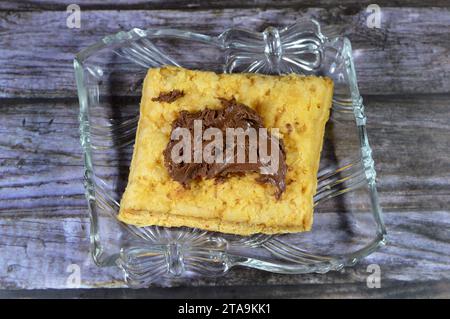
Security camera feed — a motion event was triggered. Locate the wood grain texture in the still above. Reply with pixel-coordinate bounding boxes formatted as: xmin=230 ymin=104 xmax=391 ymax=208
xmin=4 ymin=210 xmax=447 ymax=289
xmin=0 ymin=7 xmax=450 ymax=97
xmin=2 ymin=1 xmax=450 ymax=11
xmin=2 ymin=281 xmax=450 ymax=298
xmin=0 ymin=2 xmax=449 ymax=295
xmin=1 ymin=280 xmax=450 ymax=298
xmin=1 ymin=96 xmax=448 ymax=216
xmin=1 ymin=210 xmax=450 ymax=289
xmin=0 ymin=95 xmax=449 ymax=290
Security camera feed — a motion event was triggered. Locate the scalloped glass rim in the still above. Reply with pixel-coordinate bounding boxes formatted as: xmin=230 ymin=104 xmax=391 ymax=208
xmin=75 ymin=19 xmax=387 ymax=287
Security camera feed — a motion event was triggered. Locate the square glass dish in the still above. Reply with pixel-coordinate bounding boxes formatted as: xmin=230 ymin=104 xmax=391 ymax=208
xmin=75 ymin=19 xmax=386 ymax=287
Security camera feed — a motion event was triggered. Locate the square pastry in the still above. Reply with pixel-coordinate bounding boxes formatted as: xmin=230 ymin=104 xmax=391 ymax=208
xmin=118 ymin=66 xmax=333 ymax=235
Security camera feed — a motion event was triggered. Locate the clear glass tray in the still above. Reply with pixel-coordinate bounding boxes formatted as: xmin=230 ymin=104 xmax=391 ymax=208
xmin=75 ymin=19 xmax=386 ymax=287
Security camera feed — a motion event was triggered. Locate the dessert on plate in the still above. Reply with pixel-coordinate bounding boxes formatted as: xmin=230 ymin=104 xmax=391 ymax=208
xmin=118 ymin=66 xmax=333 ymax=235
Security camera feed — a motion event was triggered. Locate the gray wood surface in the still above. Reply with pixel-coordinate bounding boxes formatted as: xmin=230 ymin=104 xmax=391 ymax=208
xmin=1 ymin=8 xmax=450 ymax=97
xmin=1 ymin=281 xmax=450 ymax=298
xmin=0 ymin=1 xmax=449 ymax=297
xmin=2 ymin=1 xmax=450 ymax=11
xmin=2 ymin=210 xmax=450 ymax=290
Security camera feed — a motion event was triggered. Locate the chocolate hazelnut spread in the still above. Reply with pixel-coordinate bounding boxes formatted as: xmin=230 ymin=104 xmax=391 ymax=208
xmin=152 ymin=90 xmax=185 ymax=103
xmin=163 ymin=98 xmax=287 ymax=198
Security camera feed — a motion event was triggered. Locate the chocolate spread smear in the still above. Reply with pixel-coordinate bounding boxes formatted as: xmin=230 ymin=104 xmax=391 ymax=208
xmin=152 ymin=90 xmax=185 ymax=103
xmin=163 ymin=98 xmax=287 ymax=199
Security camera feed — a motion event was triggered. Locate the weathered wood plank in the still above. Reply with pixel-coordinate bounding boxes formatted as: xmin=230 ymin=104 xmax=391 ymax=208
xmin=1 ymin=210 xmax=450 ymax=289
xmin=0 ymin=217 xmax=123 ymax=289
xmin=2 ymin=281 xmax=450 ymax=298
xmin=365 ymin=94 xmax=450 ymax=213
xmin=0 ymin=8 xmax=449 ymax=98
xmin=1 ymin=94 xmax=449 ymax=289
xmin=1 ymin=3 xmax=449 ymax=293
xmin=1 ymin=1 xmax=449 ymax=11
xmin=1 ymin=95 xmax=448 ymax=217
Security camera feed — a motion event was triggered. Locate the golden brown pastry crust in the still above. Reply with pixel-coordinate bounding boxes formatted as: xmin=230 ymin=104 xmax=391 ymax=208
xmin=118 ymin=66 xmax=333 ymax=235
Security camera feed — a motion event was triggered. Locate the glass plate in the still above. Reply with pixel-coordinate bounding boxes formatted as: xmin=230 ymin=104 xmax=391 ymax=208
xmin=75 ymin=19 xmax=386 ymax=287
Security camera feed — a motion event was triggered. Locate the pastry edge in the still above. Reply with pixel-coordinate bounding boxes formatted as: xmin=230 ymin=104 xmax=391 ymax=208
xmin=118 ymin=209 xmax=313 ymax=236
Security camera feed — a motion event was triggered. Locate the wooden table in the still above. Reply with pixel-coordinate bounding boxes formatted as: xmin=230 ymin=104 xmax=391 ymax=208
xmin=1 ymin=0 xmax=449 ymax=298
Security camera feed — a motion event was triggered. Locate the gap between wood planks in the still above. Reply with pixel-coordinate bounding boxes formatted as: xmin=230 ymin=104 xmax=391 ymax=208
xmin=1 ymin=1 xmax=450 ymax=12
xmin=0 ymin=93 xmax=449 ymax=219
xmin=1 ymin=280 xmax=450 ymax=297
xmin=1 ymin=211 xmax=450 ymax=289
